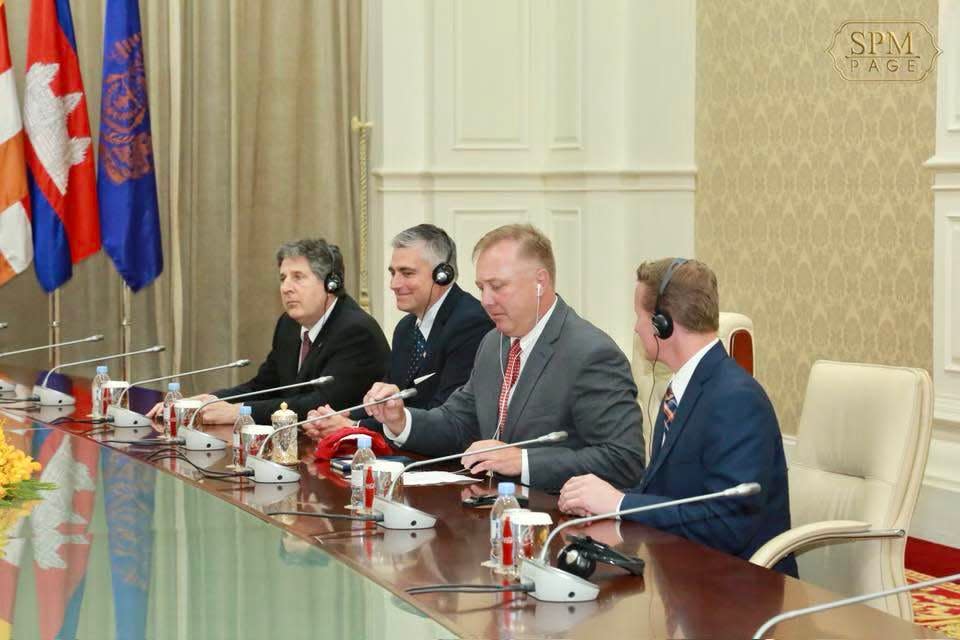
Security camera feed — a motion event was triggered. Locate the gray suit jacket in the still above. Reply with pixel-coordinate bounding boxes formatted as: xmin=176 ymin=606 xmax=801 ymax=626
xmin=404 ymin=297 xmax=646 ymax=491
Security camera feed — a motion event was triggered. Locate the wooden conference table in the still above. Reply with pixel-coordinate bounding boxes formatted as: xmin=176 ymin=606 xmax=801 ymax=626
xmin=0 ymin=364 xmax=944 ymax=639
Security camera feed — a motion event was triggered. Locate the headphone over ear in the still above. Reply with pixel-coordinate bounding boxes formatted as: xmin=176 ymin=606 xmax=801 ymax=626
xmin=650 ymin=258 xmax=688 ymax=340
xmin=323 ymin=243 xmax=344 ymax=294
xmin=555 ymin=535 xmax=645 ymax=580
xmin=431 ymin=229 xmax=457 ymax=285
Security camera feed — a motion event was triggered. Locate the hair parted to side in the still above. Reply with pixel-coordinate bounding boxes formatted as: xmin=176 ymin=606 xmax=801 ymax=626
xmin=392 ymin=224 xmax=458 ymax=278
xmin=472 ymin=224 xmax=556 ymax=283
xmin=636 ymin=258 xmax=719 ymax=333
xmin=276 ymin=238 xmax=346 ymax=296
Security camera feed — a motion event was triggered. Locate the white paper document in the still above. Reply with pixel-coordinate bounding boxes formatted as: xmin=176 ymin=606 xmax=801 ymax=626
xmin=401 ymin=471 xmax=480 ymax=486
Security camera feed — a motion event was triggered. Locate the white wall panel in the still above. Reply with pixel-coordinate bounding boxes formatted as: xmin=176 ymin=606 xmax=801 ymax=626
xmin=547 ymin=0 xmax=583 ymax=150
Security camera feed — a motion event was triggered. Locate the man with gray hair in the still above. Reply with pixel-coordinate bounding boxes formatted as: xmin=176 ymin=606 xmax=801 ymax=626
xmin=194 ymin=238 xmax=390 ymax=424
xmin=305 ymin=224 xmax=492 ymax=437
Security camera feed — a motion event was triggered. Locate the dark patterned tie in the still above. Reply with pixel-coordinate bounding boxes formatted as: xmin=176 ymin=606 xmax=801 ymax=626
xmin=298 ymin=333 xmax=312 ymax=372
xmin=661 ymin=384 xmax=678 ymax=445
xmin=406 ymin=324 xmax=427 ymax=385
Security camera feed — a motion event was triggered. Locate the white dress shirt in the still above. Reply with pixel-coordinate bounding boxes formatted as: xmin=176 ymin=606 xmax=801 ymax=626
xmin=416 ymin=286 xmax=451 ymax=341
xmin=387 ymin=297 xmax=560 ymax=486
xmin=298 ymin=298 xmax=338 ymax=372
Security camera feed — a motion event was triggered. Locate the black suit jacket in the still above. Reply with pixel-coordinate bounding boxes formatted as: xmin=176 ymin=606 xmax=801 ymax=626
xmin=356 ymin=284 xmax=492 ymax=424
xmin=621 ymin=342 xmax=797 ymax=576
xmin=212 ymin=294 xmax=390 ymax=423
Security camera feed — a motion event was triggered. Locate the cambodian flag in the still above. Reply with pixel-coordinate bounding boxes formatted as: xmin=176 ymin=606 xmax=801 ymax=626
xmin=97 ymin=0 xmax=162 ymax=292
xmin=23 ymin=0 xmax=100 ymax=293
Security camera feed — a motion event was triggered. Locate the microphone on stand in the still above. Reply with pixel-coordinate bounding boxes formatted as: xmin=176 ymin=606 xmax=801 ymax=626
xmin=752 ymin=571 xmax=960 ymax=639
xmin=245 ymin=388 xmax=418 ymax=485
xmin=0 ymin=334 xmax=104 ymax=393
xmin=516 ymin=482 xmax=762 ymax=602
xmin=107 ymin=359 xmax=252 ymax=427
xmin=178 ymin=376 xmax=334 ymax=454
xmin=33 ymin=345 xmax=165 ymax=407
xmin=372 ymin=431 xmax=570 ymax=531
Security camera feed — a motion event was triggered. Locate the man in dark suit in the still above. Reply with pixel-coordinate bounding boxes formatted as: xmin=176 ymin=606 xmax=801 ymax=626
xmin=304 ymin=225 xmax=492 ymax=438
xmin=558 ymin=258 xmax=797 ymax=576
xmin=182 ymin=238 xmax=389 ymax=424
xmin=363 ymin=224 xmax=645 ymax=491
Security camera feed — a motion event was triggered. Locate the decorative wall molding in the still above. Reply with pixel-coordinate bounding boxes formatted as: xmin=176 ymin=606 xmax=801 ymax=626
xmin=935 ymin=391 xmax=960 ymax=425
xmin=373 ymin=167 xmax=697 ymax=193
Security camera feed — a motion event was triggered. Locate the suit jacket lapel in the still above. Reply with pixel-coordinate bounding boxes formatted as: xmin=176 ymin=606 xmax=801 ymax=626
xmin=296 ymin=295 xmax=350 ymax=382
xmin=503 ymin=298 xmax=568 ymax=442
xmin=416 ymin=285 xmax=461 ymax=378
xmin=640 ymin=342 xmax=726 ymax=490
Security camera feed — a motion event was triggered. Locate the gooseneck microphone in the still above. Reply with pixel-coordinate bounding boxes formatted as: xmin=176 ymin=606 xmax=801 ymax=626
xmin=752 ymin=571 xmax=960 ymax=639
xmin=177 ymin=376 xmax=334 ymax=457
xmin=108 ymin=359 xmax=252 ymax=427
xmin=518 ymin=482 xmax=761 ymax=602
xmin=371 ymin=431 xmax=569 ymax=532
xmin=390 ymin=430 xmax=569 ymax=497
xmin=256 ymin=388 xmax=418 ymax=459
xmin=34 ymin=345 xmax=165 ymax=406
xmin=0 ymin=334 xmax=104 ymax=358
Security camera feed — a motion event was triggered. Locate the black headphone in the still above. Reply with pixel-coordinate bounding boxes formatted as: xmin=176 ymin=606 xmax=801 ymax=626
xmin=431 ymin=229 xmax=456 ymax=286
xmin=323 ymin=243 xmax=344 ymax=294
xmin=555 ymin=535 xmax=645 ymax=579
xmin=650 ymin=258 xmax=688 ymax=340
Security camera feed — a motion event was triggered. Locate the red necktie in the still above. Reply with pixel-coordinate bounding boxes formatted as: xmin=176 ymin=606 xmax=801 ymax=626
xmin=298 ymin=333 xmax=312 ymax=371
xmin=494 ymin=339 xmax=522 ymax=440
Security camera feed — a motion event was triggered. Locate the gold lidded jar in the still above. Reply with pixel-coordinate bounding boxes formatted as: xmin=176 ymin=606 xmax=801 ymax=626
xmin=270 ymin=402 xmax=299 ymax=465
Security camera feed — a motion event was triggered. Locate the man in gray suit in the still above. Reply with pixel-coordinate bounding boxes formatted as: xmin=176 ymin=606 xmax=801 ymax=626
xmin=364 ymin=224 xmax=645 ymax=491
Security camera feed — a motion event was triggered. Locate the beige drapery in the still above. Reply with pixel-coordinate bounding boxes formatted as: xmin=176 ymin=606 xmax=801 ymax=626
xmin=0 ymin=0 xmax=362 ymax=390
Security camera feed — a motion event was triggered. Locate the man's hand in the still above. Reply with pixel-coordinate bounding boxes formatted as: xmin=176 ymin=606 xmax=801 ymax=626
xmin=145 ymin=393 xmax=217 ymax=419
xmin=558 ymin=474 xmax=624 ymax=517
xmin=363 ymin=383 xmax=406 ymax=435
xmin=199 ymin=400 xmax=241 ymax=425
xmin=461 ymin=439 xmax=522 ymax=477
xmin=304 ymin=404 xmax=354 ymax=441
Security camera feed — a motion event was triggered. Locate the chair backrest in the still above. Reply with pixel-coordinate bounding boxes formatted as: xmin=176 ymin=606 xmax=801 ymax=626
xmin=789 ymin=360 xmax=933 ymax=619
xmin=632 ymin=311 xmax=756 ymax=460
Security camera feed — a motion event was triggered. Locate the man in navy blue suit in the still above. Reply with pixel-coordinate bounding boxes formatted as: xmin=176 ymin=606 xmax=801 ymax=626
xmin=304 ymin=224 xmax=492 ymax=437
xmin=558 ymin=258 xmax=797 ymax=576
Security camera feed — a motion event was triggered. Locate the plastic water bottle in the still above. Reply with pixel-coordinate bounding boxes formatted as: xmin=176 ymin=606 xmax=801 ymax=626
xmin=162 ymin=382 xmax=183 ymax=439
xmin=350 ymin=435 xmax=377 ymax=512
xmin=489 ymin=482 xmax=520 ymax=567
xmin=91 ymin=366 xmax=110 ymax=420
xmin=231 ymin=405 xmax=255 ymax=469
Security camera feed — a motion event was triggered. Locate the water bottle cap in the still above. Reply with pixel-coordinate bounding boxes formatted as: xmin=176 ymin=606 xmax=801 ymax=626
xmin=168 ymin=382 xmax=180 ymax=391
xmin=357 ymin=435 xmax=372 ymax=448
xmin=96 ymin=365 xmax=108 ymax=374
xmin=239 ymin=405 xmax=252 ymax=416
xmin=498 ymin=482 xmax=516 ymax=495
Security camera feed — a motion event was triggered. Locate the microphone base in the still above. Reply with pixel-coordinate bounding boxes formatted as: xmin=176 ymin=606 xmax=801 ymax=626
xmin=107 ymin=405 xmax=151 ymax=428
xmin=33 ymin=385 xmax=76 ymax=407
xmin=181 ymin=427 xmax=227 ymax=452
xmin=519 ymin=558 xmax=600 ymax=602
xmin=0 ymin=379 xmax=14 ymax=392
xmin=247 ymin=454 xmax=301 ymax=484
xmin=372 ymin=496 xmax=437 ymax=530
xmin=184 ymin=448 xmax=228 ymax=469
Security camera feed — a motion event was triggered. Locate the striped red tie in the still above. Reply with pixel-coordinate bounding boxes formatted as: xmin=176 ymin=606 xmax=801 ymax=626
xmin=494 ymin=340 xmax=522 ymax=440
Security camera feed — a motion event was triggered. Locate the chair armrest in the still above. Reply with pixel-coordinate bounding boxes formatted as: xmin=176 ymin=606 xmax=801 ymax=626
xmin=749 ymin=520 xmax=904 ymax=569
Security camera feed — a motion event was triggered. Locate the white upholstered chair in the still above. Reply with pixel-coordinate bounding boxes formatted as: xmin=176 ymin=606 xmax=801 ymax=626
xmin=632 ymin=311 xmax=756 ymax=460
xmin=749 ymin=360 xmax=933 ymax=621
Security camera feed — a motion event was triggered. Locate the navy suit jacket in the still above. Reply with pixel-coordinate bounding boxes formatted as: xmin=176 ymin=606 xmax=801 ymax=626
xmin=356 ymin=284 xmax=493 ymax=424
xmin=212 ymin=294 xmax=390 ymax=424
xmin=621 ymin=342 xmax=797 ymax=576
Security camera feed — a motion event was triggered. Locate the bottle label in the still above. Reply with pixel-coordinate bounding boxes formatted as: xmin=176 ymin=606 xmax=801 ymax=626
xmin=351 ymin=467 xmax=363 ymax=487
xmin=232 ymin=433 xmax=240 ymax=448
xmin=490 ymin=518 xmax=500 ymax=542
xmin=364 ymin=466 xmax=375 ymax=510
xmin=501 ymin=518 xmax=514 ymax=567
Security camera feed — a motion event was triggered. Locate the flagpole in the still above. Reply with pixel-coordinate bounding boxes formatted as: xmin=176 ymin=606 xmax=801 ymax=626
xmin=120 ymin=281 xmax=132 ymax=380
xmin=48 ymin=290 xmax=61 ymax=368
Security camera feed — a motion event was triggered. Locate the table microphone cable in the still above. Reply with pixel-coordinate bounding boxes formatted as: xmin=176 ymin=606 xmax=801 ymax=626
xmin=406 ymin=583 xmax=534 ymax=595
xmin=146 ymin=452 xmax=255 ymax=481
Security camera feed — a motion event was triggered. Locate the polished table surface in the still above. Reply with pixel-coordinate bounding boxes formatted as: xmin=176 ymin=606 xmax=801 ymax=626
xmin=0 ymin=364 xmax=946 ymax=639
